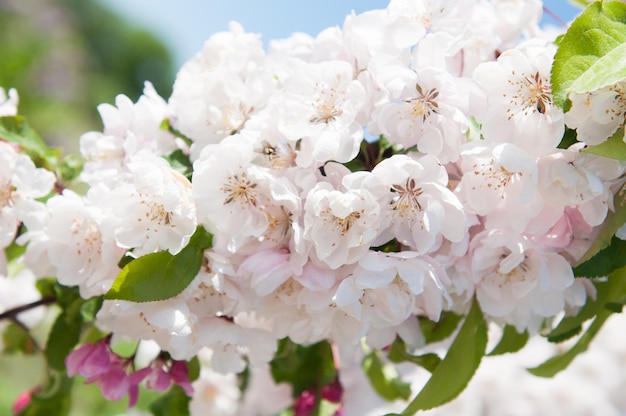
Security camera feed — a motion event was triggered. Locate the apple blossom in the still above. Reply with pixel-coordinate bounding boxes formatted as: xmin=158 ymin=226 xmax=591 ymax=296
xmin=473 ymin=39 xmax=564 ymax=157
xmin=565 ymin=79 xmax=626 ymax=145
xmin=5 ymin=1 xmax=626 ymax=415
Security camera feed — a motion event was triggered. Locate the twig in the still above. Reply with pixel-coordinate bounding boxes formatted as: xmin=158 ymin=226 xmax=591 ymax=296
xmin=0 ymin=296 xmax=56 ymax=321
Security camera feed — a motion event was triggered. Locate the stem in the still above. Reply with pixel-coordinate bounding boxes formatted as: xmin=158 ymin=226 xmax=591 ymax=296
xmin=0 ymin=296 xmax=56 ymax=321
xmin=543 ymin=6 xmax=567 ymax=28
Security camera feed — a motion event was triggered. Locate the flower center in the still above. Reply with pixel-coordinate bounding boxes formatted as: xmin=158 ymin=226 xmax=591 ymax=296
xmin=71 ymin=218 xmax=102 ymax=257
xmin=472 ymin=160 xmax=519 ymax=196
xmin=507 ymin=71 xmax=553 ymax=118
xmin=0 ymin=179 xmax=14 ymax=208
xmin=310 ymin=84 xmax=344 ymax=124
xmin=607 ymin=81 xmax=626 ymax=127
xmin=221 ymin=172 xmax=258 ymax=207
xmin=264 ymin=206 xmax=293 ymax=243
xmin=405 ymin=84 xmax=440 ymax=122
xmin=323 ymin=209 xmax=363 ymax=236
xmin=494 ymin=250 xmax=530 ymax=287
xmin=390 ymin=178 xmax=423 ymax=216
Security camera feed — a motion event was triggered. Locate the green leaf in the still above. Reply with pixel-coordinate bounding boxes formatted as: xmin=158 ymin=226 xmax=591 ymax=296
xmin=58 ymin=155 xmax=84 ymax=183
xmin=551 ymin=1 xmax=626 ymax=110
xmin=187 ymin=357 xmax=200 ymax=382
xmin=162 ymin=149 xmax=193 ymax=179
xmin=36 ymin=278 xmax=58 ymax=299
xmin=5 ymin=240 xmax=26 ymax=263
xmin=419 ymin=312 xmax=462 ymax=344
xmin=160 ymin=118 xmax=193 ymax=147
xmin=2 ymin=322 xmax=36 ymax=354
xmin=545 ymin=279 xmax=611 ymax=343
xmin=80 ymin=296 xmax=104 ymax=322
xmin=387 ymin=337 xmax=441 ymax=373
xmin=529 ymin=268 xmax=626 ymax=377
xmin=581 ymin=127 xmax=626 ymax=160
xmin=488 ymin=325 xmax=529 ymax=356
xmin=53 ymin=284 xmax=82 ymax=310
xmin=574 ymin=236 xmax=626 ymax=277
xmin=557 ymin=127 xmax=579 ymax=150
xmin=149 ymin=385 xmax=190 ymax=416
xmin=270 ymin=339 xmax=337 ymax=397
xmin=0 ymin=116 xmax=51 ymax=161
xmin=45 ymin=311 xmax=83 ymax=371
xmin=400 ymin=298 xmax=487 ymax=414
xmin=529 ymin=309 xmax=612 ymax=377
xmin=362 ymin=350 xmax=411 ymax=401
xmin=576 ymin=186 xmax=626 ymax=266
xmin=569 ymin=41 xmax=626 ymax=95
xmin=105 ymin=227 xmax=212 ymax=302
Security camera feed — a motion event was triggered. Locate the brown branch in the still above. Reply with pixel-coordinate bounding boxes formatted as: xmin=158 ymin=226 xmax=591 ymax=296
xmin=0 ymin=296 xmax=56 ymax=321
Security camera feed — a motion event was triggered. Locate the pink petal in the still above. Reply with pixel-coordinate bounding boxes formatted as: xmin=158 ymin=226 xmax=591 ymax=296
xmin=66 ymin=340 xmax=111 ymax=378
xmin=146 ymin=366 xmax=172 ymax=392
xmin=97 ymin=368 xmax=130 ymax=402
xmin=170 ymin=361 xmax=194 ymax=396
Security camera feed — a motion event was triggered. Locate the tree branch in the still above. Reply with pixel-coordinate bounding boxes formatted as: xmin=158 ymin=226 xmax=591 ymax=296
xmin=0 ymin=296 xmax=56 ymax=321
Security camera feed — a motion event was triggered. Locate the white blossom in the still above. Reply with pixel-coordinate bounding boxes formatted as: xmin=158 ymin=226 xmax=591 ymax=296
xmin=473 ymin=39 xmax=564 ymax=157
xmin=565 ymin=79 xmax=626 ymax=145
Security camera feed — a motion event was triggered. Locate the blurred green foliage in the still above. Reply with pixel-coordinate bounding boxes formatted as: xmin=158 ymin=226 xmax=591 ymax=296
xmin=0 ymin=0 xmax=175 ymax=151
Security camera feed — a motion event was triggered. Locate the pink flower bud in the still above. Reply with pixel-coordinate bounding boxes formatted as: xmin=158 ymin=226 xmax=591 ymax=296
xmin=12 ymin=390 xmax=32 ymax=415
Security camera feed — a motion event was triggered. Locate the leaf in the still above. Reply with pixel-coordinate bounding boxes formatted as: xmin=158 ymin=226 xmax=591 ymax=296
xmin=581 ymin=127 xmax=626 ymax=160
xmin=162 ymin=149 xmax=193 ymax=179
xmin=270 ymin=339 xmax=337 ymax=397
xmin=36 ymin=278 xmax=58 ymax=299
xmin=573 ymin=236 xmax=626 ymax=277
xmin=569 ymin=42 xmax=626 ymax=94
xmin=545 ymin=279 xmax=611 ymax=343
xmin=529 ymin=268 xmax=626 ymax=377
xmin=5 ymin=241 xmax=26 ymax=263
xmin=0 ymin=116 xmax=51 ymax=161
xmin=488 ymin=325 xmax=529 ymax=356
xmin=105 ymin=227 xmax=212 ymax=302
xmin=363 ymin=350 xmax=411 ymax=401
xmin=529 ymin=309 xmax=612 ymax=377
xmin=58 ymin=155 xmax=84 ymax=183
xmin=79 ymin=296 xmax=103 ymax=322
xmin=45 ymin=312 xmax=82 ymax=371
xmin=387 ymin=337 xmax=441 ymax=373
xmin=400 ymin=298 xmax=487 ymax=414
xmin=557 ymin=127 xmax=579 ymax=150
xmin=575 ymin=186 xmax=626 ymax=266
xmin=160 ymin=118 xmax=193 ymax=147
xmin=419 ymin=311 xmax=462 ymax=344
xmin=186 ymin=357 xmax=201 ymax=382
xmin=551 ymin=1 xmax=626 ymax=110
xmin=149 ymin=385 xmax=190 ymax=416
xmin=2 ymin=323 xmax=36 ymax=354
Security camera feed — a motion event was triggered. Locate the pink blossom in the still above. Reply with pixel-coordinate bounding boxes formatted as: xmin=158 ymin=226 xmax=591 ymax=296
xmin=66 ymin=339 xmax=152 ymax=408
xmin=294 ymin=390 xmax=316 ymax=416
xmin=321 ymin=379 xmax=343 ymax=403
xmin=170 ymin=361 xmax=194 ymax=396
xmin=144 ymin=360 xmax=194 ymax=396
xmin=65 ymin=339 xmax=111 ymax=378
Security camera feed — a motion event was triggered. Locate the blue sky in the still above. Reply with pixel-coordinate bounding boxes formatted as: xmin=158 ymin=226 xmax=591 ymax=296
xmin=99 ymin=0 xmax=582 ymax=67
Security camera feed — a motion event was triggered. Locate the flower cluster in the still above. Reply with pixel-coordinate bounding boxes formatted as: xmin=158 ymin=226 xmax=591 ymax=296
xmin=3 ymin=0 xmax=626 ymax=414
xmin=65 ymin=337 xmax=193 ymax=407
